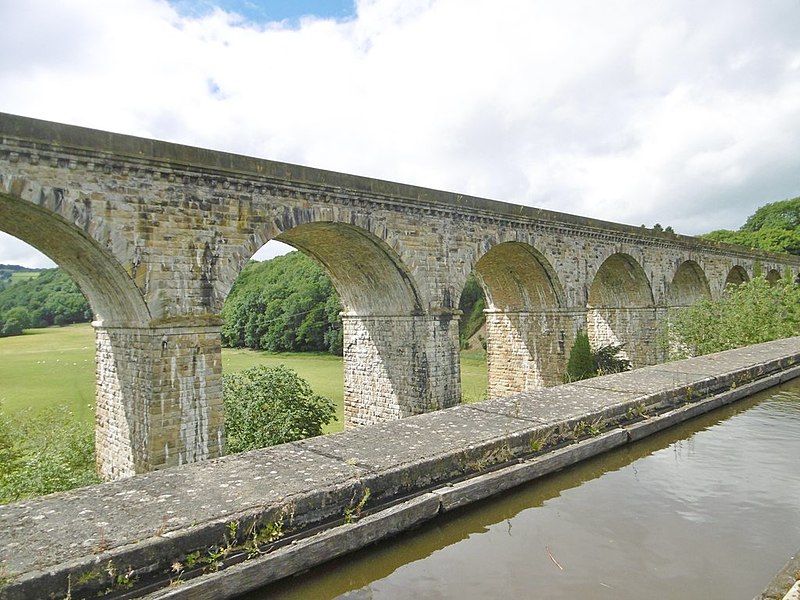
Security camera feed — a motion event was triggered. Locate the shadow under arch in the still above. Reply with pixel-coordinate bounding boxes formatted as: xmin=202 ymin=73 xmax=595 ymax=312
xmin=724 ymin=265 xmax=750 ymax=290
xmin=667 ymin=260 xmax=712 ymax=307
xmin=467 ymin=241 xmax=570 ymax=396
xmin=766 ymin=269 xmax=782 ymax=285
xmin=229 ymin=221 xmax=457 ymax=428
xmin=276 ymin=222 xmax=423 ymax=316
xmin=587 ymin=253 xmax=657 ymax=367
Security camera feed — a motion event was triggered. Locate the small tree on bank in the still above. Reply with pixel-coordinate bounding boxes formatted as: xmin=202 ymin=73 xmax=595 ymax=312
xmin=223 ymin=365 xmax=336 ymax=453
xmin=669 ymin=275 xmax=800 ymax=357
xmin=566 ymin=330 xmax=632 ymax=382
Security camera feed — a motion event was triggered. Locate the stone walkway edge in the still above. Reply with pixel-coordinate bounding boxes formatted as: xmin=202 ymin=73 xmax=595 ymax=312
xmin=0 ymin=337 xmax=798 ymax=600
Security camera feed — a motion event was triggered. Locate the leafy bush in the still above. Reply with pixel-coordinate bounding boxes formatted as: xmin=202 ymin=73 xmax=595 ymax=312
xmin=222 ymin=252 xmax=343 ymax=354
xmin=566 ymin=331 xmax=632 ymax=381
xmin=593 ymin=343 xmax=632 ymax=375
xmin=0 ymin=406 xmax=99 ymax=504
xmin=1 ymin=306 xmax=31 ymax=337
xmin=670 ymin=275 xmax=800 ymax=357
xmin=223 ymin=365 xmax=336 ymax=453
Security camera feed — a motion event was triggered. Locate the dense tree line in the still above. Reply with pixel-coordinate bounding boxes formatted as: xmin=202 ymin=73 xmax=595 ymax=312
xmin=0 ymin=268 xmax=92 ymax=337
xmin=221 ymin=251 xmax=344 ymax=354
xmin=703 ymin=197 xmax=800 ymax=255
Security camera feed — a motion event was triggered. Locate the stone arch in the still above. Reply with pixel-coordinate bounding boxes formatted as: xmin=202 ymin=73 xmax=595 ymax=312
xmin=0 ymin=190 xmax=161 ymax=480
xmin=588 ymin=253 xmax=654 ymax=309
xmin=467 ymin=241 xmax=568 ymax=396
xmin=472 ymin=241 xmax=565 ymax=311
xmin=227 ymin=221 xmax=455 ymax=427
xmin=276 ymin=222 xmax=423 ymax=316
xmin=587 ymin=253 xmax=657 ymax=367
xmin=0 ymin=192 xmax=150 ymax=326
xmin=667 ymin=260 xmax=712 ymax=307
xmin=725 ymin=265 xmax=750 ymax=288
xmin=766 ymin=269 xmax=782 ymax=285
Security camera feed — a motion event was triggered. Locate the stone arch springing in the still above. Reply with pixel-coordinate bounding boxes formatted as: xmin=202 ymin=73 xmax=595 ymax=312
xmin=667 ymin=260 xmax=712 ymax=307
xmin=466 ymin=241 xmax=567 ymax=397
xmin=724 ymin=265 xmax=750 ymax=289
xmin=0 ymin=193 xmax=150 ymax=326
xmin=225 ymin=220 xmax=456 ymax=428
xmin=766 ymin=269 xmax=782 ymax=285
xmin=587 ymin=253 xmax=656 ymax=367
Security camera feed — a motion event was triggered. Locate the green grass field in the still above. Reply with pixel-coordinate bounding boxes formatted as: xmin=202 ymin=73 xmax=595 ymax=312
xmin=0 ymin=324 xmax=487 ymax=433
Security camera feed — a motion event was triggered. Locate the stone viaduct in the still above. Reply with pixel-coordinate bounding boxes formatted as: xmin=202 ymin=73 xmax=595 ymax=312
xmin=1 ymin=113 xmax=798 ymax=480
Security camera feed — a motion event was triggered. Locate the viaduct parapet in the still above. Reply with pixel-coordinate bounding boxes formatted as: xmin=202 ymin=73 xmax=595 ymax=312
xmin=1 ymin=113 xmax=798 ymax=479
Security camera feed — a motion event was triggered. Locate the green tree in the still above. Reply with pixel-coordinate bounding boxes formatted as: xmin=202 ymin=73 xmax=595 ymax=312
xmin=458 ymin=273 xmax=486 ymax=347
xmin=223 ymin=365 xmax=336 ymax=453
xmin=566 ymin=331 xmax=595 ymax=381
xmin=670 ymin=276 xmax=800 ymax=357
xmin=0 ymin=268 xmax=91 ymax=329
xmin=221 ymin=252 xmax=343 ymax=354
xmin=1 ymin=306 xmax=32 ymax=337
xmin=703 ymin=197 xmax=800 ymax=255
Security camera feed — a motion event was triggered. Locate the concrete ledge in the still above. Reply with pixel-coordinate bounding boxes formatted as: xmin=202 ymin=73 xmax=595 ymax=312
xmin=0 ymin=338 xmax=798 ymax=600
xmin=431 ymin=429 xmax=628 ymax=512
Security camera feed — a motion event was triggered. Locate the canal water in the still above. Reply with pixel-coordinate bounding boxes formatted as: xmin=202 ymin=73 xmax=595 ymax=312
xmin=251 ymin=378 xmax=800 ymax=600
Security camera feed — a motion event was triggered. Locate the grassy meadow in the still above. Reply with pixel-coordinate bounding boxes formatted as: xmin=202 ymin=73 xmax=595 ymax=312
xmin=0 ymin=323 xmax=488 ymax=434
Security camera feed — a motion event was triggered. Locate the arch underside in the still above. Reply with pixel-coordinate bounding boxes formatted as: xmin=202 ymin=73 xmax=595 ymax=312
xmin=587 ymin=253 xmax=656 ymax=367
xmin=668 ymin=260 xmax=711 ymax=307
xmin=725 ymin=265 xmax=749 ymax=287
xmin=589 ymin=253 xmax=653 ymax=308
xmin=0 ymin=193 xmax=150 ymax=326
xmin=276 ymin=222 xmax=422 ymax=316
xmin=766 ymin=269 xmax=781 ymax=284
xmin=474 ymin=242 xmax=564 ymax=311
xmin=473 ymin=242 xmax=567 ymax=396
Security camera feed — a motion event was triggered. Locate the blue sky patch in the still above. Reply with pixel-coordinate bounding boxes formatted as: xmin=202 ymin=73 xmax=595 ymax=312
xmin=170 ymin=0 xmax=355 ymax=24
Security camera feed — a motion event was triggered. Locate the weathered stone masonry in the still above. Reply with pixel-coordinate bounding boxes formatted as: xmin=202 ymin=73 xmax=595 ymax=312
xmin=1 ymin=113 xmax=798 ymax=479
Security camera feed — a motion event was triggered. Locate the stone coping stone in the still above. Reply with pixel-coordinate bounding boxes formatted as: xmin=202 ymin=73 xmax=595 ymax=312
xmin=0 ymin=337 xmax=798 ymax=599
xmin=0 ymin=443 xmax=366 ymax=577
xmin=465 ymin=385 xmax=637 ymax=424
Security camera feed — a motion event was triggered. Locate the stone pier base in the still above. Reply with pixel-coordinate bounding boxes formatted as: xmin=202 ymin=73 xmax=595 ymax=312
xmin=94 ymin=323 xmax=224 ymax=480
xmin=342 ymin=313 xmax=461 ymax=427
xmin=485 ymin=308 xmax=586 ymax=398
xmin=586 ymin=307 xmax=665 ymax=368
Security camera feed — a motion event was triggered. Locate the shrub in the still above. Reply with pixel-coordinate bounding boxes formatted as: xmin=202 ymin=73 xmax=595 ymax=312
xmin=0 ymin=406 xmax=99 ymax=504
xmin=223 ymin=365 xmax=336 ymax=453
xmin=670 ymin=275 xmax=800 ymax=357
xmin=593 ymin=343 xmax=632 ymax=375
xmin=566 ymin=331 xmax=632 ymax=381
xmin=566 ymin=331 xmax=595 ymax=381
xmin=1 ymin=306 xmax=31 ymax=337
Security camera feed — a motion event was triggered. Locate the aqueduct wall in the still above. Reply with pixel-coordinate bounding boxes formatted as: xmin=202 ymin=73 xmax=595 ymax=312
xmin=1 ymin=113 xmax=798 ymax=479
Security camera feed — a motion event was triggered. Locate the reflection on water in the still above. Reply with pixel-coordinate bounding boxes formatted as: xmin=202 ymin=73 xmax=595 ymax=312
xmin=249 ymin=379 xmax=800 ymax=600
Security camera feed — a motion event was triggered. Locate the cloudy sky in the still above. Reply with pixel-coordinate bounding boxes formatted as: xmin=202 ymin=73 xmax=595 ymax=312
xmin=1 ymin=0 xmax=799 ymax=267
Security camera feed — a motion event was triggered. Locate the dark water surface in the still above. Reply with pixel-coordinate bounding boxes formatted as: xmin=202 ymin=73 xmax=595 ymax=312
xmin=250 ymin=379 xmax=800 ymax=600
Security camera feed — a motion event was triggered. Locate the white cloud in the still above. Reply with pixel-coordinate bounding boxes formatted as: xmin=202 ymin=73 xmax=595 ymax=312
xmin=1 ymin=0 xmax=799 ymax=267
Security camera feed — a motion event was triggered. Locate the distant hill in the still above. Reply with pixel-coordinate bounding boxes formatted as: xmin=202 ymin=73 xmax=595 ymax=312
xmin=0 ymin=264 xmax=45 ymax=290
xmin=0 ymin=268 xmax=91 ymax=336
